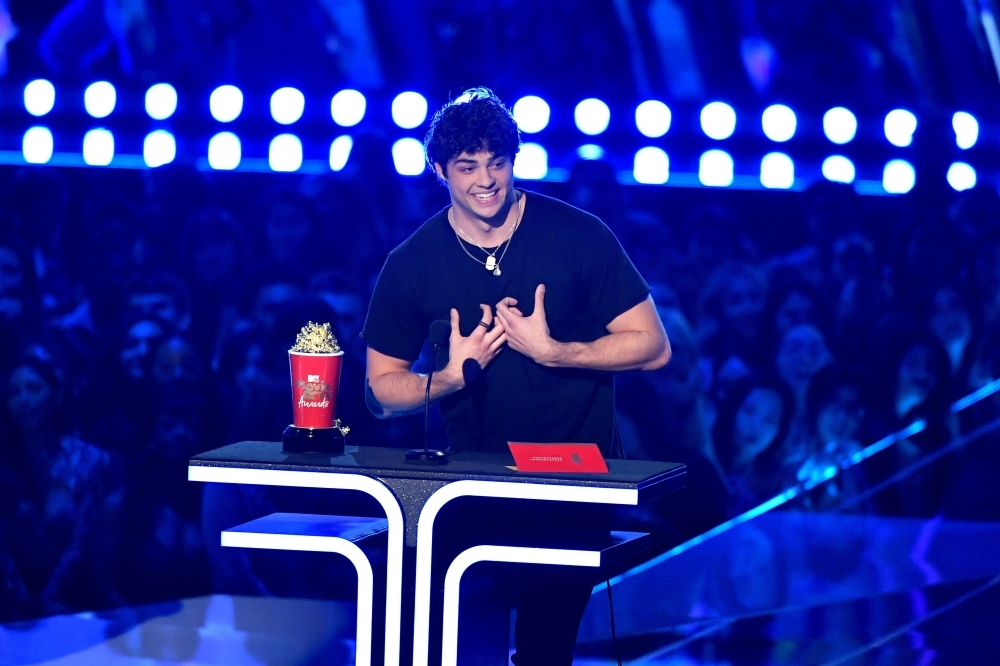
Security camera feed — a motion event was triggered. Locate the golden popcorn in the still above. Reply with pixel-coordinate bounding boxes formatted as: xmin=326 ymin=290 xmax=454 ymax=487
xmin=290 ymin=322 xmax=341 ymax=354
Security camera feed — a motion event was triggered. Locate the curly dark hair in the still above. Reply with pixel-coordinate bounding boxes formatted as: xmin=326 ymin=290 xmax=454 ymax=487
xmin=423 ymin=88 xmax=520 ymax=179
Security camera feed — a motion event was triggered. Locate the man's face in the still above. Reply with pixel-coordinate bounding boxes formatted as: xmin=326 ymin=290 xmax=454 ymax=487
xmin=435 ymin=151 xmax=515 ymax=223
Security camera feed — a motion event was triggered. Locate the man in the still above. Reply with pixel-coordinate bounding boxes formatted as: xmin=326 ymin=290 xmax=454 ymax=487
xmin=362 ymin=88 xmax=670 ymax=665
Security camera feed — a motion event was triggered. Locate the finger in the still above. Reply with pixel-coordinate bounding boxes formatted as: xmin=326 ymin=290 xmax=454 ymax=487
xmin=450 ymin=308 xmax=460 ymax=339
xmin=497 ymin=297 xmax=518 ymax=309
xmin=509 ymin=307 xmax=523 ymax=317
xmin=533 ymin=284 xmax=546 ymax=319
xmin=478 ymin=303 xmax=493 ymax=332
xmin=488 ymin=332 xmax=508 ymax=354
xmin=484 ymin=319 xmax=506 ymax=343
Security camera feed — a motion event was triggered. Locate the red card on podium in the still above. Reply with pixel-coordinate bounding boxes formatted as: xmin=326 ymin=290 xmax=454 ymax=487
xmin=507 ymin=443 xmax=609 ymax=474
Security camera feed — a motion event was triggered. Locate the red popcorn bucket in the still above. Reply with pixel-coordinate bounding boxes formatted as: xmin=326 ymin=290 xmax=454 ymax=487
xmin=289 ymin=350 xmax=343 ymax=428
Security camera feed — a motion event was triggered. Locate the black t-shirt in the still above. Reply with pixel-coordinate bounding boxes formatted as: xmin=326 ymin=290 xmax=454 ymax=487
xmin=362 ymin=192 xmax=650 ymax=454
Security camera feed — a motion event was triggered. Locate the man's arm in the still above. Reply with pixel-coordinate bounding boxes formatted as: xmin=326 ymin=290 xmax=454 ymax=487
xmin=366 ymin=304 xmax=507 ymax=418
xmin=495 ymin=286 xmax=670 ymax=372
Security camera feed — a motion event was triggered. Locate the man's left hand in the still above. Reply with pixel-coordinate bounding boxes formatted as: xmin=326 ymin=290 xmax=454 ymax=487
xmin=495 ymin=284 xmax=562 ymax=366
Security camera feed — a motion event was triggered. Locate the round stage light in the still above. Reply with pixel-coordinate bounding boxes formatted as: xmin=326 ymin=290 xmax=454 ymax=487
xmin=577 ymin=144 xmax=605 ymax=160
xmin=82 ymin=129 xmax=114 ymax=166
xmin=208 ymin=132 xmax=241 ymax=170
xmin=952 ymin=112 xmax=979 ymax=150
xmin=633 ymin=147 xmax=669 ymax=185
xmin=760 ymin=152 xmax=794 ymax=189
xmin=84 ymin=82 xmax=116 ymax=119
xmin=823 ymin=107 xmax=857 ymax=144
xmin=271 ymin=87 xmax=305 ymax=125
xmin=269 ymin=134 xmax=303 ymax=171
xmin=822 ymin=156 xmax=855 ymax=184
xmin=574 ymin=99 xmax=611 ymax=136
xmin=947 ymin=163 xmax=976 ymax=191
xmin=512 ymin=96 xmax=550 ymax=134
xmin=145 ymin=84 xmax=178 ymax=120
xmin=883 ymin=159 xmax=915 ymax=194
xmin=392 ymin=92 xmax=428 ymax=129
xmin=635 ymin=100 xmax=671 ymax=138
xmin=392 ymin=137 xmax=426 ymax=175
xmin=331 ymin=90 xmax=366 ymax=127
xmin=22 ymin=127 xmax=53 ymax=164
xmin=210 ymin=86 xmax=243 ymax=123
xmin=330 ymin=135 xmax=353 ymax=171
xmin=24 ymin=80 xmax=56 ymax=117
xmin=512 ymin=143 xmax=548 ymax=179
xmin=143 ymin=130 xmax=176 ymax=168
xmin=699 ymin=150 xmax=734 ymax=187
xmin=761 ymin=104 xmax=796 ymax=142
xmin=700 ymin=102 xmax=736 ymax=140
xmin=884 ymin=109 xmax=917 ymax=147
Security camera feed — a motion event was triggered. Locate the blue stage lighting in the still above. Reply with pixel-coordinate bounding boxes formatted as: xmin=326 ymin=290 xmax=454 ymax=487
xmin=84 ymin=82 xmax=116 ymax=119
xmin=700 ymin=102 xmax=736 ymax=140
xmin=392 ymin=137 xmax=426 ymax=175
xmin=698 ymin=150 xmax=733 ymax=187
xmin=884 ymin=109 xmax=917 ymax=147
xmin=883 ymin=159 xmax=915 ymax=194
xmin=823 ymin=107 xmax=856 ymax=144
xmin=329 ymin=135 xmax=353 ymax=171
xmin=760 ymin=152 xmax=794 ymax=189
xmin=391 ymin=92 xmax=428 ymax=130
xmin=207 ymin=132 xmax=241 ymax=170
xmin=271 ymin=88 xmax=305 ymax=125
xmin=143 ymin=130 xmax=176 ymax=168
xmin=635 ymin=100 xmax=671 ymax=138
xmin=576 ymin=144 xmax=605 ymax=160
xmin=512 ymin=143 xmax=548 ymax=179
xmin=331 ymin=90 xmax=366 ymax=127
xmin=512 ymin=96 xmax=550 ymax=134
xmin=269 ymin=134 xmax=303 ymax=172
xmin=633 ymin=147 xmax=669 ymax=184
xmin=947 ymin=162 xmax=976 ymax=191
xmin=82 ymin=129 xmax=114 ymax=166
xmin=145 ymin=84 xmax=177 ymax=121
xmin=761 ymin=104 xmax=796 ymax=142
xmin=24 ymin=80 xmax=55 ymax=117
xmin=574 ymin=99 xmax=610 ymax=136
xmin=952 ymin=112 xmax=979 ymax=149
xmin=22 ymin=127 xmax=53 ymax=164
xmin=210 ymin=86 xmax=243 ymax=123
xmin=822 ymin=155 xmax=855 ymax=183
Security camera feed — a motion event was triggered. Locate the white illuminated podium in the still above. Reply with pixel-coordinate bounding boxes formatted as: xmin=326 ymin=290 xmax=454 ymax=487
xmin=189 ymin=442 xmax=685 ymax=666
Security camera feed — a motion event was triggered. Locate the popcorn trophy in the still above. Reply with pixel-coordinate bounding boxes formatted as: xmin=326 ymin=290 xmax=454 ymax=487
xmin=283 ymin=322 xmax=350 ymax=454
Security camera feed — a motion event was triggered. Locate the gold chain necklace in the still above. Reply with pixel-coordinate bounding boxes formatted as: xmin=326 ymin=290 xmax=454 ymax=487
xmin=449 ymin=192 xmax=522 ymax=276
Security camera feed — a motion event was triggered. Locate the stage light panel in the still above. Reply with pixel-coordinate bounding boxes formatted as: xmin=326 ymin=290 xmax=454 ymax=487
xmin=143 ymin=130 xmax=176 ymax=168
xmin=635 ymin=100 xmax=671 ymax=138
xmin=269 ymin=134 xmax=303 ymax=171
xmin=760 ymin=152 xmax=794 ymax=189
xmin=392 ymin=92 xmax=428 ymax=129
xmin=22 ymin=127 xmax=53 ymax=164
xmin=577 ymin=144 xmax=605 ymax=160
xmin=633 ymin=147 xmax=669 ymax=184
xmin=698 ymin=150 xmax=733 ymax=187
xmin=330 ymin=135 xmax=353 ymax=171
xmin=512 ymin=96 xmax=551 ymax=134
xmin=145 ymin=84 xmax=177 ymax=120
xmin=952 ymin=112 xmax=979 ymax=149
xmin=210 ymin=86 xmax=243 ymax=123
xmin=574 ymin=99 xmax=611 ymax=136
xmin=392 ymin=137 xmax=426 ymax=175
xmin=24 ymin=80 xmax=56 ymax=117
xmin=331 ymin=90 xmax=366 ymax=127
xmin=823 ymin=107 xmax=857 ymax=144
xmin=883 ymin=159 xmax=915 ymax=194
xmin=947 ymin=162 xmax=976 ymax=192
xmin=822 ymin=155 xmax=855 ymax=184
xmin=84 ymin=82 xmax=116 ymax=119
xmin=700 ymin=102 xmax=736 ymax=140
xmin=208 ymin=132 xmax=241 ymax=170
xmin=512 ymin=143 xmax=548 ymax=179
xmin=884 ymin=109 xmax=917 ymax=147
xmin=82 ymin=129 xmax=114 ymax=166
xmin=271 ymin=87 xmax=305 ymax=125
xmin=761 ymin=104 xmax=796 ymax=142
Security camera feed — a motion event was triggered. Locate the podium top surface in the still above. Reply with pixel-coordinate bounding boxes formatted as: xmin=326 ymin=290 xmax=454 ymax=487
xmin=190 ymin=441 xmax=685 ymax=495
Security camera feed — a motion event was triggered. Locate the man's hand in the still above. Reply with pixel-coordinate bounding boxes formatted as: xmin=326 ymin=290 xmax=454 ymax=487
xmin=438 ymin=304 xmax=507 ymax=389
xmin=495 ymin=284 xmax=561 ymax=366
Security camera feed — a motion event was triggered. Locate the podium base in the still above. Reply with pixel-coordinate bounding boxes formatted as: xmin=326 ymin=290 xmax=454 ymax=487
xmin=282 ymin=425 xmax=345 ymax=455
xmin=405 ymin=448 xmax=448 ymax=465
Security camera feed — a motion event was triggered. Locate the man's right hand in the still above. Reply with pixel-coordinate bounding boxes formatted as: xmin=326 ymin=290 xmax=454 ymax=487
xmin=439 ymin=304 xmax=507 ymax=390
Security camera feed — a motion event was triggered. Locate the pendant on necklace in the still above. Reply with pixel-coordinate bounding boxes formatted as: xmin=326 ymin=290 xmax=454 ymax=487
xmin=485 ymin=255 xmax=497 ymax=271
xmin=493 ymin=267 xmax=502 ymax=276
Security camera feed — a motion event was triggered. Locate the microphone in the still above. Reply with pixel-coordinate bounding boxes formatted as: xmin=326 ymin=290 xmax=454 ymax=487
xmin=406 ymin=319 xmax=450 ymax=464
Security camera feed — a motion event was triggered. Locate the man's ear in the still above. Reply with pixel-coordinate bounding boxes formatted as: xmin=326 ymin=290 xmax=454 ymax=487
xmin=434 ymin=162 xmax=447 ymax=183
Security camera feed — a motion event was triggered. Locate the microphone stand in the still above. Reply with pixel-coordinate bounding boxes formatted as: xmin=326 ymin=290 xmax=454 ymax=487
xmin=406 ymin=340 xmax=448 ymax=464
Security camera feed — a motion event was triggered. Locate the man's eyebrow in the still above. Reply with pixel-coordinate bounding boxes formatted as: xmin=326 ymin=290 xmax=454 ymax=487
xmin=452 ymin=158 xmax=480 ymax=165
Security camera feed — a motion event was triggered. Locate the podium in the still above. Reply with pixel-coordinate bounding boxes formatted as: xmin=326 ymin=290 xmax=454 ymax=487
xmin=189 ymin=442 xmax=685 ymax=666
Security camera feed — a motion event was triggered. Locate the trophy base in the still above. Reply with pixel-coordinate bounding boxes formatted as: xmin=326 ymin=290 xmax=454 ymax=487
xmin=282 ymin=425 xmax=345 ymax=455
xmin=405 ymin=448 xmax=449 ymax=465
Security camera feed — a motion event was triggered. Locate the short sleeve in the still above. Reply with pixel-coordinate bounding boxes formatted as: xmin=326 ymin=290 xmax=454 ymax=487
xmin=361 ymin=249 xmax=427 ymax=361
xmin=581 ymin=220 xmax=650 ymax=327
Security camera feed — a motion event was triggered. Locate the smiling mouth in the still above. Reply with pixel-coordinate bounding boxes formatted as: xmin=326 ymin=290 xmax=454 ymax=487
xmin=473 ymin=191 xmax=498 ymax=203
